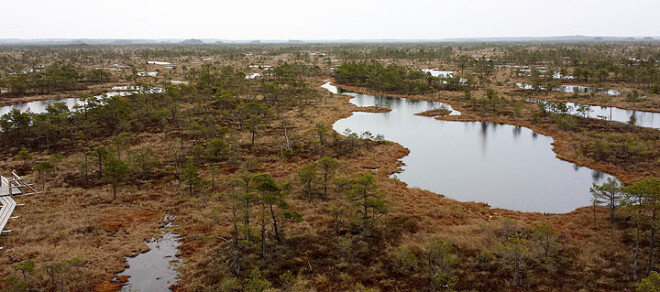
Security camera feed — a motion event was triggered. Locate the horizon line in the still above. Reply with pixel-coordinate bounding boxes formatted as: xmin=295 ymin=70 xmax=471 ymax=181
xmin=0 ymin=35 xmax=658 ymax=43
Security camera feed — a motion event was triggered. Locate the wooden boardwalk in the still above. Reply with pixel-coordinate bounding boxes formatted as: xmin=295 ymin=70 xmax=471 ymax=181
xmin=0 ymin=172 xmax=39 ymax=249
xmin=0 ymin=176 xmax=17 ymax=240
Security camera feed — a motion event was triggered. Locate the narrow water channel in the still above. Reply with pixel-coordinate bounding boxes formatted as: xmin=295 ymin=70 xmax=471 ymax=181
xmin=324 ymin=82 xmax=614 ymax=213
xmin=118 ymin=215 xmax=181 ymax=291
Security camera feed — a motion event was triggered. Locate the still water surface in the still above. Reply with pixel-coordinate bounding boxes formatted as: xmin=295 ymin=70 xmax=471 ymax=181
xmin=325 ymin=82 xmax=613 ymax=213
xmin=119 ymin=215 xmax=181 ymax=291
xmin=528 ymin=99 xmax=660 ymax=129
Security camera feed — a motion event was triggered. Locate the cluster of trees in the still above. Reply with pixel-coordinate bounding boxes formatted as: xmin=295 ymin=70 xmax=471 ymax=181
xmin=214 ymin=156 xmax=390 ymax=290
xmin=191 ymin=64 xmax=248 ymax=95
xmin=4 ymin=257 xmax=87 ymax=291
xmin=531 ymin=100 xmax=584 ymax=131
xmin=14 ymin=132 xmax=159 ymax=201
xmin=590 ymin=177 xmax=660 ymax=285
xmin=0 ymin=85 xmax=179 ymax=198
xmin=223 ymin=172 xmax=302 ymax=272
xmin=522 ymin=69 xmax=561 ymax=92
xmin=517 ymin=63 xmax=658 ymax=95
xmin=334 ymin=61 xmax=466 ymax=94
xmin=298 ymin=158 xmax=388 ymax=233
xmin=501 ymin=43 xmax=659 ymax=91
xmin=390 ymin=237 xmax=460 ymax=290
xmin=335 ymin=46 xmax=454 ymax=63
xmin=570 ymin=59 xmax=658 ymax=90
xmin=0 ymin=87 xmax=178 ymax=150
xmin=492 ymin=220 xmax=567 ymax=289
xmin=261 ymin=63 xmax=321 ymax=107
xmin=390 ymin=217 xmax=569 ymax=290
xmin=467 ymin=88 xmax=507 ymax=114
xmin=500 ymin=43 xmax=658 ymax=65
xmin=0 ymin=64 xmax=112 ymax=96
xmin=587 ymin=134 xmax=654 ymax=164
xmin=0 ymin=61 xmax=379 ymax=201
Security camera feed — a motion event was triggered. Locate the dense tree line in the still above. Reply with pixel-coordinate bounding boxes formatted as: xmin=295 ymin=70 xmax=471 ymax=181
xmin=335 ymin=46 xmax=453 ymax=62
xmin=499 ymin=43 xmax=660 ymax=91
xmin=0 ymin=63 xmax=112 ymax=96
xmin=334 ymin=61 xmax=466 ymax=94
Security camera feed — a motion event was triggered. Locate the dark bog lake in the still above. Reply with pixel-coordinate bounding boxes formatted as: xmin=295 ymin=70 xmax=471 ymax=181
xmin=324 ymin=82 xmax=614 ymax=213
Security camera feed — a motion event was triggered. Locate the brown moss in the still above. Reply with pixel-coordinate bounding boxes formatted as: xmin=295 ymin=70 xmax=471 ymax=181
xmin=415 ymin=108 xmax=452 ymax=117
xmin=96 ymin=208 xmax=161 ymax=233
xmin=93 ymin=280 xmax=123 ymax=292
xmin=355 ymin=106 xmax=392 ymax=113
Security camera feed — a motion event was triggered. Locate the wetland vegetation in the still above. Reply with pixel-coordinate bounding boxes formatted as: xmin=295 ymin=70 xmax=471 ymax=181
xmin=0 ymin=41 xmax=659 ymax=291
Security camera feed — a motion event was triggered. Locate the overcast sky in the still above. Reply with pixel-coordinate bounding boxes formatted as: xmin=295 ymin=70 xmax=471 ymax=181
xmin=2 ymin=0 xmax=659 ymax=40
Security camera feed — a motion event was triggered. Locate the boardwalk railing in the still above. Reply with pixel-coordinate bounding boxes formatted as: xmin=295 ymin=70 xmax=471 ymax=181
xmin=11 ymin=170 xmax=40 ymax=195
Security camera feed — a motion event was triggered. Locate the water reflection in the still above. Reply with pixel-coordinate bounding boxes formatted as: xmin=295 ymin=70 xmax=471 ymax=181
xmin=512 ymin=126 xmax=521 ymax=138
xmin=324 ymin=82 xmax=614 ymax=213
xmin=479 ymin=122 xmax=489 ymax=153
xmin=592 ymin=170 xmax=605 ymax=181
